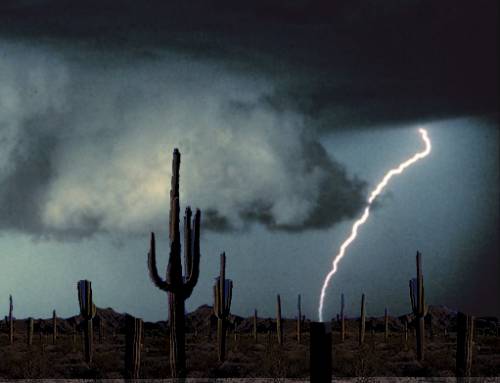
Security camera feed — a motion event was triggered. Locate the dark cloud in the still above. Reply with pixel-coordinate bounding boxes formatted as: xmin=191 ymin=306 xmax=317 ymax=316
xmin=0 ymin=0 xmax=497 ymax=126
xmin=0 ymin=0 xmax=496 ymax=239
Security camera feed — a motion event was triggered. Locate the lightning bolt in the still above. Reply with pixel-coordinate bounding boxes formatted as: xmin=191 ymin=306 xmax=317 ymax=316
xmin=318 ymin=128 xmax=431 ymax=322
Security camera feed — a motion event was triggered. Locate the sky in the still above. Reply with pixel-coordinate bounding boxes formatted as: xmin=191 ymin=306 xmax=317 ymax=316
xmin=0 ymin=0 xmax=498 ymax=321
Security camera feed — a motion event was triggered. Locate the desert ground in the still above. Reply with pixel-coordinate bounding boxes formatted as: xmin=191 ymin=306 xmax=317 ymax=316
xmin=0 ymin=305 xmax=498 ymax=379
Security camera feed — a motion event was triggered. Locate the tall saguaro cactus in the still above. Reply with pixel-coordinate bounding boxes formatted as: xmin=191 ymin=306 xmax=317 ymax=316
xmin=340 ymin=293 xmax=346 ymax=342
xmin=77 ymin=280 xmax=97 ymax=365
xmin=214 ymin=252 xmax=233 ymax=362
xmin=456 ymin=312 xmax=474 ymax=378
xmin=253 ymin=309 xmax=258 ymax=342
xmin=125 ymin=314 xmax=144 ymax=379
xmin=276 ymin=294 xmax=283 ymax=346
xmin=384 ymin=308 xmax=389 ymax=342
xmin=297 ymin=294 xmax=302 ymax=344
xmin=359 ymin=293 xmax=366 ymax=345
xmin=8 ymin=295 xmax=13 ymax=344
xmin=52 ymin=310 xmax=57 ymax=345
xmin=409 ymin=251 xmax=428 ymax=361
xmin=147 ymin=148 xmax=201 ymax=378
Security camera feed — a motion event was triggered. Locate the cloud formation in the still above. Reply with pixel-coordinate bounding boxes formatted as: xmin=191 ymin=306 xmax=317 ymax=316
xmin=0 ymin=41 xmax=366 ymax=239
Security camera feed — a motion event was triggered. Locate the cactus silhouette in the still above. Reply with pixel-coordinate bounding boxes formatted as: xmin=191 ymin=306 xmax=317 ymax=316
xmin=147 ymin=148 xmax=201 ymax=378
xmin=297 ymin=294 xmax=302 ymax=344
xmin=276 ymin=294 xmax=283 ymax=346
xmin=27 ymin=318 xmax=34 ymax=346
xmin=52 ymin=310 xmax=57 ymax=345
xmin=8 ymin=295 xmax=13 ymax=344
xmin=359 ymin=293 xmax=366 ymax=345
xmin=125 ymin=314 xmax=144 ymax=379
xmin=213 ymin=252 xmax=233 ymax=362
xmin=77 ymin=280 xmax=96 ymax=364
xmin=340 ymin=293 xmax=346 ymax=342
xmin=409 ymin=251 xmax=428 ymax=361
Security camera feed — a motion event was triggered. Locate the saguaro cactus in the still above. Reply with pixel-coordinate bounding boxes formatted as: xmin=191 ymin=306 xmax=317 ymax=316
xmin=253 ymin=309 xmax=258 ymax=342
xmin=213 ymin=252 xmax=233 ymax=362
xmin=359 ymin=293 xmax=366 ymax=345
xmin=456 ymin=312 xmax=474 ymax=377
xmin=52 ymin=310 xmax=57 ymax=345
xmin=97 ymin=316 xmax=104 ymax=343
xmin=276 ymin=294 xmax=283 ymax=346
xmin=340 ymin=293 xmax=346 ymax=342
xmin=8 ymin=295 xmax=13 ymax=344
xmin=384 ymin=308 xmax=389 ymax=342
xmin=409 ymin=251 xmax=428 ymax=361
xmin=77 ymin=280 xmax=97 ymax=364
xmin=147 ymin=148 xmax=201 ymax=378
xmin=297 ymin=294 xmax=302 ymax=344
xmin=27 ymin=318 xmax=34 ymax=346
xmin=125 ymin=314 xmax=144 ymax=379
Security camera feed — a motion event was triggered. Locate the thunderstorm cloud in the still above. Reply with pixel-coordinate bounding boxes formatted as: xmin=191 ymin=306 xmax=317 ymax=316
xmin=0 ymin=41 xmax=366 ymax=239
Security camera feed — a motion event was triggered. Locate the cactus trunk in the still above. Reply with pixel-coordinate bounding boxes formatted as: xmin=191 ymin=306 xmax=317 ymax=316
xmin=384 ymin=308 xmax=389 ymax=342
xmin=276 ymin=294 xmax=283 ymax=346
xmin=52 ymin=310 xmax=57 ymax=345
xmin=77 ymin=280 xmax=96 ymax=365
xmin=253 ymin=309 xmax=258 ymax=342
xmin=27 ymin=318 xmax=34 ymax=346
xmin=297 ymin=294 xmax=302 ymax=344
xmin=456 ymin=312 xmax=474 ymax=377
xmin=359 ymin=293 xmax=366 ymax=345
xmin=214 ymin=252 xmax=232 ymax=363
xmin=340 ymin=293 xmax=346 ymax=342
xmin=9 ymin=295 xmax=14 ymax=344
xmin=409 ymin=251 xmax=427 ymax=361
xmin=125 ymin=315 xmax=144 ymax=379
xmin=169 ymin=292 xmax=186 ymax=376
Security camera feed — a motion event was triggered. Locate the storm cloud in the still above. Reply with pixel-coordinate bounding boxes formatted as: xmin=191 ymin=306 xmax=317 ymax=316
xmin=0 ymin=0 xmax=496 ymax=239
xmin=0 ymin=41 xmax=366 ymax=239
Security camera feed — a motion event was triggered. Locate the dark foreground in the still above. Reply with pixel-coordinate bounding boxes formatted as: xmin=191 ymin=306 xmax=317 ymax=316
xmin=0 ymin=305 xmax=498 ymax=379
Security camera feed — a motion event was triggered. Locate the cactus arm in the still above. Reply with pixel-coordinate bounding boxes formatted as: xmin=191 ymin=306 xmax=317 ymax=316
xmin=183 ymin=209 xmax=201 ymax=298
xmin=147 ymin=232 xmax=171 ymax=292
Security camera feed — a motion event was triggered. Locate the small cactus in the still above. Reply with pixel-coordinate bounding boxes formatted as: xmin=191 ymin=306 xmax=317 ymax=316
xmin=52 ymin=310 xmax=57 ymax=345
xmin=297 ymin=294 xmax=302 ymax=344
xmin=409 ymin=251 xmax=428 ymax=361
xmin=276 ymin=294 xmax=283 ymax=346
xmin=384 ymin=308 xmax=389 ymax=342
xmin=8 ymin=295 xmax=13 ymax=344
xmin=253 ymin=309 xmax=258 ymax=342
xmin=456 ymin=312 xmax=474 ymax=377
xmin=27 ymin=318 xmax=34 ymax=346
xmin=359 ymin=293 xmax=366 ymax=345
xmin=125 ymin=314 xmax=144 ymax=379
xmin=340 ymin=293 xmax=346 ymax=342
xmin=77 ymin=280 xmax=97 ymax=364
xmin=213 ymin=252 xmax=233 ymax=362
